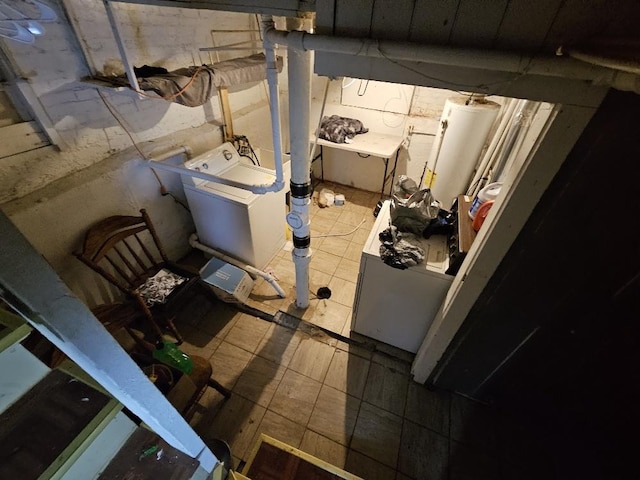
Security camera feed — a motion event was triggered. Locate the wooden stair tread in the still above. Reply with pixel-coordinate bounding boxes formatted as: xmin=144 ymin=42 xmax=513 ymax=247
xmin=0 ymin=369 xmax=111 ymax=479
xmin=244 ymin=434 xmax=363 ymax=480
xmin=98 ymin=426 xmax=199 ymax=479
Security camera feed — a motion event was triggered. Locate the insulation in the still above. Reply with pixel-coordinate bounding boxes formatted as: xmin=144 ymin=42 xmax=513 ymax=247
xmin=87 ymin=53 xmax=283 ymax=107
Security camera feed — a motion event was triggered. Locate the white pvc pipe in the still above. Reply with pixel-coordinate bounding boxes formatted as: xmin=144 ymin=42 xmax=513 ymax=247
xmin=492 ymin=100 xmax=539 ymax=181
xmin=147 ymin=159 xmax=283 ymax=194
xmin=286 ymin=30 xmax=313 ymax=309
xmin=147 ymin=145 xmax=193 ymax=162
xmin=259 ymin=15 xmax=285 ymax=191
xmin=103 ymin=0 xmax=142 ymax=98
xmin=567 ymin=48 xmax=640 ymax=75
xmin=467 ymin=99 xmax=517 ymax=196
xmin=189 ymin=234 xmax=286 ymax=298
xmin=263 ymin=27 xmax=640 ymax=93
xmin=143 ymin=18 xmax=289 ymax=196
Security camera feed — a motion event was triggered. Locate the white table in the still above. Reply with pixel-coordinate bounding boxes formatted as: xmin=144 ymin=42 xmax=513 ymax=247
xmin=309 ymin=131 xmax=404 ymax=198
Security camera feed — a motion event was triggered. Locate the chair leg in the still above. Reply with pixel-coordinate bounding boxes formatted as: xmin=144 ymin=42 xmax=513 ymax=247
xmin=166 ymin=318 xmax=184 ymax=345
xmin=207 ymin=378 xmax=232 ymax=399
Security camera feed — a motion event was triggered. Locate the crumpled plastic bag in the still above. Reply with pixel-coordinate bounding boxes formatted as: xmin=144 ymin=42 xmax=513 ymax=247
xmin=390 ymin=175 xmax=440 ymax=235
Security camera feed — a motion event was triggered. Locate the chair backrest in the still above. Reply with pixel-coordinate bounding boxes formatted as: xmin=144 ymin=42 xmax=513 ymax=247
xmin=74 ymin=209 xmax=170 ymax=296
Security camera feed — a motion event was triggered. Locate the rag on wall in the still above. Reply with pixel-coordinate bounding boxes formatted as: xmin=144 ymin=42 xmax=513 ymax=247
xmin=317 ymin=115 xmax=369 ymax=144
xmin=379 ymin=225 xmax=425 ymax=270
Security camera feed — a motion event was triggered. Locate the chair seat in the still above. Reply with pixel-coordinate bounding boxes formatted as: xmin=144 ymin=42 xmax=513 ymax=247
xmin=74 ymin=209 xmax=210 ymax=345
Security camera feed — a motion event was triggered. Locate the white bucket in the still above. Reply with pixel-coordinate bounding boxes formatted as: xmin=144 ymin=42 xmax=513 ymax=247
xmin=469 ymin=182 xmax=503 ymax=219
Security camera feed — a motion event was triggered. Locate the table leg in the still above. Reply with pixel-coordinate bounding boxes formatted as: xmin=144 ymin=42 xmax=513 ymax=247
xmin=310 ymin=145 xmax=324 ymax=189
xmin=380 ymin=157 xmax=389 ymax=199
xmin=388 ymin=150 xmax=400 ymax=197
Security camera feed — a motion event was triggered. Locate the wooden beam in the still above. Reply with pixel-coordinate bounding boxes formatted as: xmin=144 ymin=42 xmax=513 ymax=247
xmin=218 ymin=87 xmax=234 ymax=141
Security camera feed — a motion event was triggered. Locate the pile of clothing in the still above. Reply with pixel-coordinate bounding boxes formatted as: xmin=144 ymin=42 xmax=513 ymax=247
xmin=378 ymin=224 xmax=425 ymax=270
xmin=317 ymin=115 xmax=368 ymax=144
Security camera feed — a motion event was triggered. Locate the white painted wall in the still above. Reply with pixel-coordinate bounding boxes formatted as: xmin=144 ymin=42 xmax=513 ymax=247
xmin=0 ymin=3 xmax=275 ymax=307
xmin=0 ymin=1 xmax=499 ymax=309
xmin=0 ymin=2 xmax=251 ymax=200
xmin=305 ymin=68 xmax=472 ymax=193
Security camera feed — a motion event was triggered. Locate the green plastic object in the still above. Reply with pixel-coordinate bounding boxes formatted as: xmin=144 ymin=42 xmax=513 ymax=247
xmin=152 ymin=341 xmax=193 ymax=375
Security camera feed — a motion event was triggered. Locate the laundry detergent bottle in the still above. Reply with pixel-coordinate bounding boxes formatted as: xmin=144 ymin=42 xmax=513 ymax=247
xmin=469 ymin=182 xmax=503 ymax=220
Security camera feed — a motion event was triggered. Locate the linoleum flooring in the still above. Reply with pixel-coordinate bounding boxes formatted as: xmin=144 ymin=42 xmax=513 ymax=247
xmin=174 ymin=183 xmax=554 ymax=479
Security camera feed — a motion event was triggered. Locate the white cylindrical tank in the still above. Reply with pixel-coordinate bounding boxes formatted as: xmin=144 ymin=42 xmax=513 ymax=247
xmin=423 ymin=96 xmax=500 ymax=209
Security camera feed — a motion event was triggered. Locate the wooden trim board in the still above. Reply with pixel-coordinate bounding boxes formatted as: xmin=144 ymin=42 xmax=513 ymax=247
xmin=243 ymin=434 xmax=363 ymax=480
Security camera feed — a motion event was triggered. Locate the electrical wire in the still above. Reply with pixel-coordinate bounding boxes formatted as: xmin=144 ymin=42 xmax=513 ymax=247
xmin=96 ymin=89 xmax=191 ymax=212
xmin=341 ymin=77 xmax=356 ymax=89
xmin=312 ymin=218 xmax=367 ymax=238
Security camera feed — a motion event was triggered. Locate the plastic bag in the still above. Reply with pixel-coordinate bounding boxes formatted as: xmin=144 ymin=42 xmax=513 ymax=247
xmin=390 ymin=175 xmax=440 ymax=235
xmin=392 ymin=175 xmax=419 ymax=200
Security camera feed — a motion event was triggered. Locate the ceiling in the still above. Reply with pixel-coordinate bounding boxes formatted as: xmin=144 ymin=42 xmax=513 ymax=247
xmin=110 ymin=0 xmax=640 ymax=102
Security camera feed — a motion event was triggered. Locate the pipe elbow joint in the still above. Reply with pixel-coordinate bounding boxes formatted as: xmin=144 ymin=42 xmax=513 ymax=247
xmin=253 ymin=181 xmax=285 ymax=194
xmin=287 ymin=30 xmax=307 ymax=51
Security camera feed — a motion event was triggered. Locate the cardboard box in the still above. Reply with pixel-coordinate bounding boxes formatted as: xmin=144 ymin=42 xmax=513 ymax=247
xmin=199 ymin=258 xmax=254 ymax=304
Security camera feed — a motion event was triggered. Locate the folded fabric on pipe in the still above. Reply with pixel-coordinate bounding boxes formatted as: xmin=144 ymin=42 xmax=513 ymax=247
xmin=91 ymin=54 xmax=283 ymax=107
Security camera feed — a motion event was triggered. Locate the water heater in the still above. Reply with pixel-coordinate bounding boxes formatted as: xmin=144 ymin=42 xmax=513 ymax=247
xmin=423 ymin=96 xmax=500 ymax=209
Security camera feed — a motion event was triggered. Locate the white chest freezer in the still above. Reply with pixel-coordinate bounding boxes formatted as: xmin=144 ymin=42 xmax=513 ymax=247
xmin=181 ymin=143 xmax=286 ymax=270
xmin=351 ymin=200 xmax=453 ymax=353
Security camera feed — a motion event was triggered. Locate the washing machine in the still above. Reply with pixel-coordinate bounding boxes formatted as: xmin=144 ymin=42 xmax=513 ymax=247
xmin=181 ymin=142 xmax=286 ymax=270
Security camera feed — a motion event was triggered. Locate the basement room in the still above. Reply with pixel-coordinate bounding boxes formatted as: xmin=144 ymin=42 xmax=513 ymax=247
xmin=1 ymin=1 xmax=639 ymax=479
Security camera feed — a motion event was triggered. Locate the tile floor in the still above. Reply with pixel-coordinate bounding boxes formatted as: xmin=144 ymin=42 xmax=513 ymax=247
xmin=244 ymin=181 xmax=380 ymax=338
xmin=172 ymin=183 xmax=555 ymax=480
xmin=175 ymin=289 xmax=553 ymax=480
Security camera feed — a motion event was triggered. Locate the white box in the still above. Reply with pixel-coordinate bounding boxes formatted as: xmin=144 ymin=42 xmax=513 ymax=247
xmin=199 ymin=258 xmax=254 ymax=304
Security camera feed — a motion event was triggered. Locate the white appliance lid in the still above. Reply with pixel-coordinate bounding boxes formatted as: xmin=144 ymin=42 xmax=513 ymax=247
xmin=195 ymin=163 xmax=278 ymax=203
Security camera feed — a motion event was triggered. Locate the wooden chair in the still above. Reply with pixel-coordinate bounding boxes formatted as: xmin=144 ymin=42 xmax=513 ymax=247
xmin=74 ymin=209 xmax=206 ymax=345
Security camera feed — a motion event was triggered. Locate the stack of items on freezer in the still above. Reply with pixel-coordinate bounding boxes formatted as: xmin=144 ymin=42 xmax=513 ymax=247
xmin=390 ymin=175 xmax=455 ymax=238
xmin=378 ymin=224 xmax=424 ymax=270
xmin=379 ymin=175 xmax=455 ymax=270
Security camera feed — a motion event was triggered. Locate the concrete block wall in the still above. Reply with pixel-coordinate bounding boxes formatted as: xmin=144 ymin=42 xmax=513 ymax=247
xmin=0 ymin=2 xmax=267 ymax=201
xmin=0 ymin=3 xmax=274 ymax=306
xmin=307 ymin=71 xmax=464 ymax=193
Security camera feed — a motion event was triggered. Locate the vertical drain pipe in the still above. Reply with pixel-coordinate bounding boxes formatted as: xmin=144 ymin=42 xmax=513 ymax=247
xmin=285 ymin=35 xmax=313 ymax=308
xmin=259 ymin=16 xmax=285 ymax=192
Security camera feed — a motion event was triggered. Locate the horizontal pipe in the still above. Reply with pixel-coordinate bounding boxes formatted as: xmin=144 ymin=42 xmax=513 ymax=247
xmin=200 ymin=46 xmax=263 ymax=52
xmin=146 ymin=145 xmax=192 ymax=162
xmin=199 ymin=40 xmax=261 ymax=52
xmin=567 ymin=49 xmax=640 ymax=75
xmin=147 ymin=158 xmax=285 ymax=194
xmin=263 ymin=27 xmax=640 ymax=92
xmin=189 ymin=234 xmax=286 ymax=298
